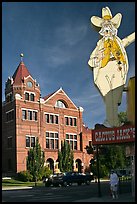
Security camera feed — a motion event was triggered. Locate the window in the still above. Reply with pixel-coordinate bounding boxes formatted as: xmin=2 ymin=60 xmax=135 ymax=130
xmin=46 ymin=132 xmax=59 ymax=149
xmin=27 ymin=81 xmax=33 ymax=87
xmin=73 ymin=118 xmax=77 ymax=126
xmin=66 ymin=134 xmax=77 ymax=150
xmin=46 ymin=114 xmax=49 ymax=123
xmin=65 ymin=116 xmax=77 ymax=127
xmin=70 ymin=141 xmax=73 ymax=149
xmin=50 ymin=139 xmax=54 ymax=149
xmin=22 ymin=110 xmax=27 ymax=120
xmin=65 ymin=117 xmax=69 ymax=125
xmin=55 ymin=133 xmax=59 ymax=149
xmin=70 ymin=118 xmax=73 ymax=126
xmin=22 ymin=109 xmax=37 ymax=121
xmin=66 ymin=134 xmax=69 ymax=139
xmin=55 ymin=115 xmax=58 ymax=124
xmin=30 ymin=93 xmax=34 ymax=101
xmin=31 ymin=137 xmax=35 ymax=147
xmin=46 ymin=132 xmax=49 ymax=148
xmin=50 ymin=115 xmax=54 ymax=123
xmin=25 ymin=92 xmax=29 ymax=100
xmin=55 ymin=100 xmax=66 ymax=108
xmin=46 ymin=139 xmax=49 ymax=148
xmin=26 ymin=136 xmax=30 ymax=147
xmin=45 ymin=113 xmax=58 ymax=124
xmin=28 ymin=110 xmax=32 ymax=120
xmin=25 ymin=91 xmax=35 ymax=101
xmin=74 ymin=141 xmax=77 ymax=150
xmin=33 ymin=111 xmax=37 ymax=121
xmin=26 ymin=136 xmax=36 ymax=147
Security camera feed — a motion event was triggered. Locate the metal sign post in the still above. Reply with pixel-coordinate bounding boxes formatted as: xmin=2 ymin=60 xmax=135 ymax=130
xmin=96 ymin=145 xmax=101 ymax=197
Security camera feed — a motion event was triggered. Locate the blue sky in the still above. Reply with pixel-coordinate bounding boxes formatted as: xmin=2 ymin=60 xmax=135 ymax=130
xmin=2 ymin=2 xmax=135 ymax=129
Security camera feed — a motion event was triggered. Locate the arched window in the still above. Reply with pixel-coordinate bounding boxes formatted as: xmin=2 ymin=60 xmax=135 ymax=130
xmin=55 ymin=100 xmax=67 ymax=108
xmin=27 ymin=81 xmax=33 ymax=87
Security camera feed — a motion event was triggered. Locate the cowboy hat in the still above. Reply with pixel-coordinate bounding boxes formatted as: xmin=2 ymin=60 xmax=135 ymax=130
xmin=91 ymin=7 xmax=122 ymax=29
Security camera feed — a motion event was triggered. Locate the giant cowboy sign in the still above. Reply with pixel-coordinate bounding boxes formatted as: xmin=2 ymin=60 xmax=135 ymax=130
xmin=88 ymin=7 xmax=135 ymax=127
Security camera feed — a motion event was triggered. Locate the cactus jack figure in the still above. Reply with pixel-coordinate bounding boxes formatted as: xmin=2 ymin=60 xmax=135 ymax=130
xmin=88 ymin=7 xmax=135 ymax=127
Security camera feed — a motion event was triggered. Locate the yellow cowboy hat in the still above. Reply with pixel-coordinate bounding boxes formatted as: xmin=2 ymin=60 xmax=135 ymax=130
xmin=91 ymin=7 xmax=122 ymax=29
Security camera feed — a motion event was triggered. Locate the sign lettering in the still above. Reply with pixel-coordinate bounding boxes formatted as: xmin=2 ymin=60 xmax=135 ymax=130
xmin=92 ymin=125 xmax=135 ymax=145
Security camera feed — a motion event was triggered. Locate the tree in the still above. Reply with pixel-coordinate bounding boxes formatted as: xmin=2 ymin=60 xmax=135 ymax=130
xmin=85 ymin=144 xmax=94 ymax=154
xmin=98 ymin=144 xmax=127 ymax=177
xmin=118 ymin=111 xmax=128 ymax=125
xmin=86 ymin=111 xmax=129 ymax=178
xmin=58 ymin=140 xmax=74 ymax=172
xmin=27 ymin=137 xmax=45 ymax=185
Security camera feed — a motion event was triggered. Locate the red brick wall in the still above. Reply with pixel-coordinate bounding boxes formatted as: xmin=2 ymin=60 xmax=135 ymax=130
xmin=2 ymin=78 xmax=93 ymax=175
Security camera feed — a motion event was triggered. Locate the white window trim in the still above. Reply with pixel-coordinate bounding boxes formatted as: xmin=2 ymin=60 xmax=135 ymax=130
xmin=64 ymin=115 xmax=77 ymax=119
xmin=44 ymin=112 xmax=59 ymax=116
xmin=24 ymin=91 xmax=36 ymax=96
xmin=46 ymin=132 xmax=59 ymax=139
xmin=6 ymin=109 xmax=14 ymax=114
xmin=21 ymin=108 xmax=38 ymax=112
xmin=46 ymin=131 xmax=59 ymax=135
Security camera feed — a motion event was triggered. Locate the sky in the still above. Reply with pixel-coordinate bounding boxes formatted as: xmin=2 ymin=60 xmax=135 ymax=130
xmin=2 ymin=2 xmax=135 ymax=129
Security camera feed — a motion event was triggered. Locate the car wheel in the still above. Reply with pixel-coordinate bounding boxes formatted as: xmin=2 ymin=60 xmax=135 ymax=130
xmin=63 ymin=181 xmax=68 ymax=187
xmin=86 ymin=180 xmax=90 ymax=185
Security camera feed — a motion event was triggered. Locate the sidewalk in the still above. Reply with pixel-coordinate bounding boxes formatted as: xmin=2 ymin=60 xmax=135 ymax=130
xmin=74 ymin=193 xmax=135 ymax=202
xmin=2 ymin=186 xmax=33 ymax=190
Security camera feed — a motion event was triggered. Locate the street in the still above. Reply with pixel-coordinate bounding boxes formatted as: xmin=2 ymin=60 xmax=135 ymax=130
xmin=2 ymin=180 xmax=132 ymax=202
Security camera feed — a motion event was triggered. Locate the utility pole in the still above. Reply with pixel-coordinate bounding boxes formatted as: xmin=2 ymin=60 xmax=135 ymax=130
xmin=96 ymin=145 xmax=101 ymax=197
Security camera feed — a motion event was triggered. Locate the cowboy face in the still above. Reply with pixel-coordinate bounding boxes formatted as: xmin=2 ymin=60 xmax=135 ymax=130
xmin=99 ymin=21 xmax=117 ymax=37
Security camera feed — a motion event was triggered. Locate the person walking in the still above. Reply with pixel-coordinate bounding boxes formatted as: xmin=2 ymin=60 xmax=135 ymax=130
xmin=109 ymin=170 xmax=119 ymax=199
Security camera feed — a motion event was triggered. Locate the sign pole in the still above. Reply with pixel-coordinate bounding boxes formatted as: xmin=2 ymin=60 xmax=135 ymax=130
xmin=96 ymin=145 xmax=101 ymax=197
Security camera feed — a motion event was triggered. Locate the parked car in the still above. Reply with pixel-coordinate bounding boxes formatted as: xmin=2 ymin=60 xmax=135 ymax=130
xmin=44 ymin=171 xmax=94 ymax=187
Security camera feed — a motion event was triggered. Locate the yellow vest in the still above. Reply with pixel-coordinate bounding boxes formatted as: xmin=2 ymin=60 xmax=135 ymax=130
xmin=101 ymin=37 xmax=126 ymax=68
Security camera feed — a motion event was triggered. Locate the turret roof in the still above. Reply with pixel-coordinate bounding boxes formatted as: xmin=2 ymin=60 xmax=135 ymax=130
xmin=12 ymin=61 xmax=32 ymax=85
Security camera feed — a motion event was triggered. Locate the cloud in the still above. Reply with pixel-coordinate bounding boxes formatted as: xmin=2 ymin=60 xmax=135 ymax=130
xmin=35 ymin=23 xmax=88 ymax=69
xmin=73 ymin=92 xmax=100 ymax=106
xmin=55 ymin=23 xmax=88 ymax=46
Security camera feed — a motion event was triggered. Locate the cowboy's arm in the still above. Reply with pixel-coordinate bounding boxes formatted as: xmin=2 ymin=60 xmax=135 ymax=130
xmin=122 ymin=32 xmax=135 ymax=48
xmin=88 ymin=47 xmax=98 ymax=69
xmin=88 ymin=39 xmax=102 ymax=69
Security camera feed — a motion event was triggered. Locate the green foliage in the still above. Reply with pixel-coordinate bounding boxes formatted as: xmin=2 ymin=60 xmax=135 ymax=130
xmin=41 ymin=166 xmax=53 ymax=179
xmin=2 ymin=178 xmax=43 ymax=187
xmin=58 ymin=140 xmax=74 ymax=172
xmin=118 ymin=111 xmax=128 ymax=125
xmin=27 ymin=137 xmax=45 ymax=181
xmin=91 ymin=144 xmax=129 ymax=178
xmin=85 ymin=145 xmax=94 ymax=154
xmin=15 ymin=170 xmax=33 ymax=182
xmin=91 ymin=111 xmax=130 ymax=178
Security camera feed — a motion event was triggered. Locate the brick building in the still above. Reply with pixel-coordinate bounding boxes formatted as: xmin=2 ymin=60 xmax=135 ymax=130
xmin=2 ymin=56 xmax=93 ymax=176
